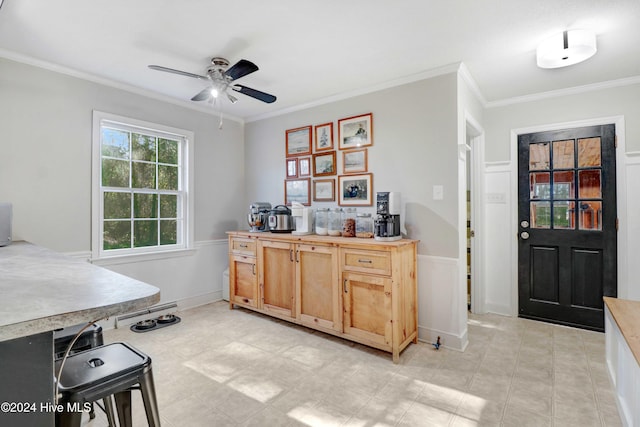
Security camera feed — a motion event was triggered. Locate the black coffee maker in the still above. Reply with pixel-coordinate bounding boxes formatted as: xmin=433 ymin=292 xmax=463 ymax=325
xmin=374 ymin=192 xmax=401 ymax=241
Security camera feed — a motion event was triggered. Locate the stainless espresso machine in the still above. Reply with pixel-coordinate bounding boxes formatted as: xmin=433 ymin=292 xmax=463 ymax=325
xmin=374 ymin=192 xmax=401 ymax=241
xmin=247 ymin=202 xmax=272 ymax=232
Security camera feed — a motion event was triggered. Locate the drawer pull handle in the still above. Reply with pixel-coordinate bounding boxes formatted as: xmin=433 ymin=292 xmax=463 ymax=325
xmin=239 ymin=244 xmax=248 ymax=248
xmin=358 ymin=259 xmax=373 ymax=263
xmin=343 ymin=279 xmax=348 ymax=293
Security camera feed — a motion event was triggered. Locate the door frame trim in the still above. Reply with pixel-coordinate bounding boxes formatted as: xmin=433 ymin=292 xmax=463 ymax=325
xmin=509 ymin=116 xmax=627 ymax=317
xmin=463 ymin=112 xmax=485 ymax=314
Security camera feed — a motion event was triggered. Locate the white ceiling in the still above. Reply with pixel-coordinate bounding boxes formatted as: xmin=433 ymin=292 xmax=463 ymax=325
xmin=1 ymin=0 xmax=639 ymax=121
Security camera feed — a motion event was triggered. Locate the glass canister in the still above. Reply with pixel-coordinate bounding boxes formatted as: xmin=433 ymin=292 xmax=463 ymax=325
xmin=315 ymin=208 xmax=329 ymax=235
xmin=328 ymin=208 xmax=343 ymax=236
xmin=356 ymin=213 xmax=374 ymax=238
xmin=342 ymin=208 xmax=357 ymax=237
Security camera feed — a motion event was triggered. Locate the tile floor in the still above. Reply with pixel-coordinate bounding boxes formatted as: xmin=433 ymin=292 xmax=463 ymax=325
xmin=79 ymin=301 xmax=622 ymax=426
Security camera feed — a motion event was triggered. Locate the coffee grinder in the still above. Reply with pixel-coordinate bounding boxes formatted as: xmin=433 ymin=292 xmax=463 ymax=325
xmin=374 ymin=192 xmax=401 ymax=241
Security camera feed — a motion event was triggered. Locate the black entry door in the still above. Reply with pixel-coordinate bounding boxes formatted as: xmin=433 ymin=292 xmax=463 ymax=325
xmin=518 ymin=124 xmax=616 ymax=331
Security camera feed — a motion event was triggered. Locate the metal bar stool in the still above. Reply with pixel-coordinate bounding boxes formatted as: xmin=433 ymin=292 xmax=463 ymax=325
xmin=54 ymin=324 xmax=116 ymax=425
xmin=55 ymin=342 xmax=161 ymax=427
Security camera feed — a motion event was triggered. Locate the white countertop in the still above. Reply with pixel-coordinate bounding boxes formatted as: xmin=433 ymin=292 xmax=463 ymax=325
xmin=0 ymin=241 xmax=160 ymax=342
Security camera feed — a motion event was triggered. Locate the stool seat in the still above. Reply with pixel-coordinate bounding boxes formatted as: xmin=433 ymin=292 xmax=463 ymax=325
xmin=54 ymin=323 xmax=112 ymax=424
xmin=55 ymin=342 xmax=160 ymax=427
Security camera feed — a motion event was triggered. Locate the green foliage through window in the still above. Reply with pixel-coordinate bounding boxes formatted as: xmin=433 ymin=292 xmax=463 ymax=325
xmin=100 ymin=123 xmax=183 ymax=252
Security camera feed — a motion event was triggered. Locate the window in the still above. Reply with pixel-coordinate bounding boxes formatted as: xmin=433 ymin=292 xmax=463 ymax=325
xmin=92 ymin=111 xmax=193 ymax=259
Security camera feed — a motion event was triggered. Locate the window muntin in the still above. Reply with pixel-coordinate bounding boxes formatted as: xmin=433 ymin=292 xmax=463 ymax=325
xmin=528 ymin=137 xmax=602 ymax=231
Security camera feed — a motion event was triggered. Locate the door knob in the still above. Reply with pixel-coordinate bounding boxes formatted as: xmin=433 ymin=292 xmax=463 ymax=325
xmin=520 ymin=231 xmax=530 ymax=240
xmin=520 ymin=220 xmax=529 ymax=228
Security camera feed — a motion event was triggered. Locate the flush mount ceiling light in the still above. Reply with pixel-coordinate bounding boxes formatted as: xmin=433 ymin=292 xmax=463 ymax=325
xmin=536 ymin=29 xmax=597 ymax=68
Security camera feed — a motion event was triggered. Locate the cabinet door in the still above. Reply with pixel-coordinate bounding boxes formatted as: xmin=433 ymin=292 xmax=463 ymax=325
xmin=297 ymin=244 xmax=341 ymax=331
xmin=229 ymin=254 xmax=257 ymax=308
xmin=258 ymin=240 xmax=295 ymax=318
xmin=343 ymin=272 xmax=392 ymax=349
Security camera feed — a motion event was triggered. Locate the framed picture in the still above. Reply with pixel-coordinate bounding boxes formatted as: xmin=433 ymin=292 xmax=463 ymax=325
xmin=298 ymin=157 xmax=311 ymax=177
xmin=338 ymin=113 xmax=373 ymax=150
xmin=286 ymin=126 xmax=312 ymax=157
xmin=342 ymin=148 xmax=368 ymax=174
xmin=313 ymin=179 xmax=335 ymax=202
xmin=338 ymin=173 xmax=373 ymax=206
xmin=285 ymin=178 xmax=311 ymax=206
xmin=314 ymin=122 xmax=334 ymax=152
xmin=312 ymin=151 xmax=336 ymax=177
xmin=286 ymin=158 xmax=298 ymax=178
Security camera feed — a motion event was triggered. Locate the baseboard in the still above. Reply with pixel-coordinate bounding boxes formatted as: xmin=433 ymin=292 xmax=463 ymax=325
xmin=484 ymin=302 xmax=513 ymax=317
xmin=177 ymin=290 xmax=222 ymax=310
xmin=418 ymin=325 xmax=468 ymax=352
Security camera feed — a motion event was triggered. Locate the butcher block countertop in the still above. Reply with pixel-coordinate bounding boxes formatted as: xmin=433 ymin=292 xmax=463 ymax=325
xmin=0 ymin=241 xmax=160 ymax=342
xmin=604 ymin=296 xmax=640 ymax=366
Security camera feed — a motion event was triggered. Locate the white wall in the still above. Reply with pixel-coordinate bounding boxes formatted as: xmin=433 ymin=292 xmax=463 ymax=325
xmin=0 ymin=58 xmax=246 ymax=308
xmin=483 ymin=83 xmax=640 ymax=316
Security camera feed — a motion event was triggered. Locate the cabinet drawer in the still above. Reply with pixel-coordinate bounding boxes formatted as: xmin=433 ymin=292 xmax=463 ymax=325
xmin=342 ymin=249 xmax=391 ymax=275
xmin=230 ymin=238 xmax=256 ymax=255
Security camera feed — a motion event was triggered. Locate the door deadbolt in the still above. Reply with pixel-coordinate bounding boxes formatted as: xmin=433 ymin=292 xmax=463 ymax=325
xmin=520 ymin=220 xmax=529 ymax=228
xmin=520 ymin=231 xmax=530 ymax=240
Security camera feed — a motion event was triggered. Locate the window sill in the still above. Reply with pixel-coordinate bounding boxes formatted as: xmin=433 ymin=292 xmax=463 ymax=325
xmin=91 ymin=247 xmax=197 ymax=266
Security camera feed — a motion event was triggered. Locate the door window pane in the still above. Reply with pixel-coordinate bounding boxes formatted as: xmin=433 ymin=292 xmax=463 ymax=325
xmin=579 ymin=201 xmax=602 ymax=231
xmin=553 ymin=139 xmax=574 ymax=169
xmin=554 ymin=201 xmax=575 ymax=229
xmin=531 ymin=201 xmax=551 ymax=228
xmin=529 ymin=142 xmax=550 ymax=170
xmin=578 ymin=137 xmax=601 ymax=167
xmin=578 ymin=170 xmax=601 ymax=199
xmin=553 ymin=171 xmax=574 ymax=199
xmin=530 ymin=173 xmax=550 ymax=199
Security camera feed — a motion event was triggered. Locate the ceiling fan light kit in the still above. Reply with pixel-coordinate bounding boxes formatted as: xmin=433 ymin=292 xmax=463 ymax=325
xmin=148 ymin=56 xmax=276 ymax=105
xmin=536 ymin=29 xmax=597 ymax=69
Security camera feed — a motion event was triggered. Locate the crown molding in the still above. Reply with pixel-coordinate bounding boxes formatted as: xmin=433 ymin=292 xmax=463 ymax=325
xmin=457 ymin=63 xmax=488 ymax=107
xmin=486 ymin=75 xmax=640 ymax=109
xmin=246 ymin=63 xmax=462 ymax=123
xmin=0 ymin=48 xmax=244 ymax=124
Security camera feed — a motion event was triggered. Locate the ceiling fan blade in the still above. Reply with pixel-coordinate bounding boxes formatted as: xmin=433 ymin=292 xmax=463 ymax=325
xmin=148 ymin=65 xmax=209 ymax=81
xmin=225 ymin=59 xmax=259 ymax=81
xmin=191 ymin=87 xmax=212 ymax=102
xmin=231 ymin=84 xmax=277 ymax=104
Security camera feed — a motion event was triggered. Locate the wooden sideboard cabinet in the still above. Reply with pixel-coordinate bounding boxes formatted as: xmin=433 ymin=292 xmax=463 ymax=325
xmin=227 ymin=232 xmax=418 ymax=362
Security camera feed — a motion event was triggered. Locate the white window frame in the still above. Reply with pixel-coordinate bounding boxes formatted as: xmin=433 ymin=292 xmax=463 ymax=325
xmin=91 ymin=111 xmax=194 ymax=262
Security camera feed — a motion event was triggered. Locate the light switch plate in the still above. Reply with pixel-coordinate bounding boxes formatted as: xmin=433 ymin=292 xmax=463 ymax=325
xmin=433 ymin=185 xmax=444 ymax=200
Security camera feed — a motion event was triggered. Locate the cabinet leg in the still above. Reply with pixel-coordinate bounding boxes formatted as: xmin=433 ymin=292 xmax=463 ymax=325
xmin=392 ymin=349 xmax=400 ymax=364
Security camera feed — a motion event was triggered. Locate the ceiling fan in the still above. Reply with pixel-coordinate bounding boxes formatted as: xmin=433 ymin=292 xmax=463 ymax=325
xmin=148 ymin=57 xmax=276 ymax=105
